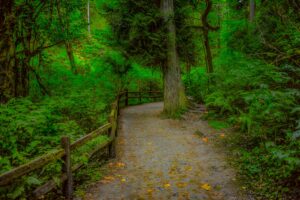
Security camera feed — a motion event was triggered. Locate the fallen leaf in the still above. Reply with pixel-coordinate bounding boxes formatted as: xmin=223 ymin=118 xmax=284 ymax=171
xmin=121 ymin=178 xmax=126 ymax=182
xmin=116 ymin=162 xmax=126 ymax=168
xmin=164 ymin=183 xmax=171 ymax=189
xmin=202 ymin=137 xmax=208 ymax=143
xmin=184 ymin=166 xmax=193 ymax=171
xmin=201 ymin=183 xmax=211 ymax=191
xmin=100 ymin=176 xmax=115 ymax=183
xmin=220 ymin=133 xmax=225 ymax=138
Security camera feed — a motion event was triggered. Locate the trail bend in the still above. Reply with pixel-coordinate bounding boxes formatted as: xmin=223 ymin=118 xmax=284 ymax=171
xmin=84 ymin=102 xmax=249 ymax=200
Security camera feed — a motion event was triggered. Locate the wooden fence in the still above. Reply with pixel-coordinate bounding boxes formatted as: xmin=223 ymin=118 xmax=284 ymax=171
xmin=0 ymin=90 xmax=163 ymax=199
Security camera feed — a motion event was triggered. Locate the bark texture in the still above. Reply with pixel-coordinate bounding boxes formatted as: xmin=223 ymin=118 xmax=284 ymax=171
xmin=161 ymin=0 xmax=186 ymax=115
xmin=202 ymin=0 xmax=215 ymax=74
xmin=0 ymin=1 xmax=16 ymax=103
xmin=0 ymin=1 xmax=32 ymax=103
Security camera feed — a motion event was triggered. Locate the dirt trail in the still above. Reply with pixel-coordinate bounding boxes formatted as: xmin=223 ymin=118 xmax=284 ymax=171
xmin=84 ymin=102 xmax=249 ymax=200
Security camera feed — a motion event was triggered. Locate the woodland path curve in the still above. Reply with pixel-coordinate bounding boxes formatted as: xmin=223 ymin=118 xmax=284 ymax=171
xmin=84 ymin=102 xmax=249 ymax=200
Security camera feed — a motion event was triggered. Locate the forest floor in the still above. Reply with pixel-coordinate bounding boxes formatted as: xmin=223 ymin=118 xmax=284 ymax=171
xmin=80 ymin=102 xmax=251 ymax=200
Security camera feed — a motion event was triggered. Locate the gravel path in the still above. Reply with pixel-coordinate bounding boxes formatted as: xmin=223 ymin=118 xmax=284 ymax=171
xmin=84 ymin=102 xmax=248 ymax=200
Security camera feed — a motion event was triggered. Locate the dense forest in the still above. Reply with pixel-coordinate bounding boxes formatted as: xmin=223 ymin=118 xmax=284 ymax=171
xmin=0 ymin=0 xmax=299 ymax=199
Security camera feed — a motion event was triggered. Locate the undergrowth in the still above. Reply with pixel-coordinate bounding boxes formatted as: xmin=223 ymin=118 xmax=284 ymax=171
xmin=186 ymin=52 xmax=300 ymax=199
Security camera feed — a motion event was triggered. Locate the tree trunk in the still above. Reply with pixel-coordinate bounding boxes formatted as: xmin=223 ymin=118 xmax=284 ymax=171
xmin=203 ymin=28 xmax=213 ymax=73
xmin=87 ymin=0 xmax=91 ymax=34
xmin=65 ymin=41 xmax=77 ymax=74
xmin=249 ymin=0 xmax=255 ymax=22
xmin=186 ymin=61 xmax=191 ymax=87
xmin=202 ymin=0 xmax=214 ymax=74
xmin=161 ymin=0 xmax=186 ymax=116
xmin=217 ymin=3 xmax=221 ymax=49
xmin=0 ymin=1 xmax=16 ymax=103
xmin=56 ymin=1 xmax=77 ymax=74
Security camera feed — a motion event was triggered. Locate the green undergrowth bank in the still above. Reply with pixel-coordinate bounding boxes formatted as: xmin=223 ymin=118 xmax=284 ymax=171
xmin=185 ymin=52 xmax=300 ymax=199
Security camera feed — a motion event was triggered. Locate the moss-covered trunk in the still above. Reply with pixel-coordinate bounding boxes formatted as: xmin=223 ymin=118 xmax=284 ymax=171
xmin=0 ymin=1 xmax=31 ymax=103
xmin=0 ymin=1 xmax=16 ymax=103
xmin=161 ymin=0 xmax=186 ymax=116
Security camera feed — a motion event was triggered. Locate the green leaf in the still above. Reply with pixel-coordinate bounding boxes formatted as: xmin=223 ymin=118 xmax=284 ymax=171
xmin=26 ymin=176 xmax=42 ymax=186
xmin=7 ymin=186 xmax=24 ymax=199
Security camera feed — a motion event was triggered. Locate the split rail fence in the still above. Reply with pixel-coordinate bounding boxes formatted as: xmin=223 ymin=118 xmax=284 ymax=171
xmin=0 ymin=90 xmax=163 ymax=199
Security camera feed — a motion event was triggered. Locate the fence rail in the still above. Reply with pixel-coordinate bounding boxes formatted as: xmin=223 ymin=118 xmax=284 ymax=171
xmin=0 ymin=90 xmax=163 ymax=199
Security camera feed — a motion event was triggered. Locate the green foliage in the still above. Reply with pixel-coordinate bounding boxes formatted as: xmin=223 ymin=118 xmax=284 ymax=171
xmin=102 ymin=0 xmax=198 ymax=67
xmin=0 ymin=90 xmax=108 ymax=173
xmin=228 ymin=131 xmax=300 ymax=199
xmin=208 ymin=120 xmax=230 ymax=130
xmin=228 ymin=0 xmax=300 ymax=69
xmin=183 ymin=67 xmax=208 ymax=102
xmin=185 ymin=2 xmax=300 ymax=194
xmin=201 ymin=52 xmax=300 ymax=198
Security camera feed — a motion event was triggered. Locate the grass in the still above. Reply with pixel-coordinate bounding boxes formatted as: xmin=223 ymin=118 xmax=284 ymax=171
xmin=208 ymin=120 xmax=230 ymax=130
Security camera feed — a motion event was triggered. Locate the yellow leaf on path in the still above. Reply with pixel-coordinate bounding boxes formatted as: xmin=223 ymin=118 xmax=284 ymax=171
xmin=184 ymin=166 xmax=193 ymax=171
xmin=220 ymin=133 xmax=225 ymax=138
xmin=164 ymin=183 xmax=171 ymax=188
xmin=201 ymin=183 xmax=211 ymax=191
xmin=121 ymin=178 xmax=126 ymax=182
xmin=100 ymin=176 xmax=115 ymax=184
xmin=202 ymin=137 xmax=208 ymax=143
xmin=116 ymin=162 xmax=125 ymax=168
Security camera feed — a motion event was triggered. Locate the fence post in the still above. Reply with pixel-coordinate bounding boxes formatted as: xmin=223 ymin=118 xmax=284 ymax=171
xmin=108 ymin=109 xmax=116 ymax=158
xmin=61 ymin=137 xmax=73 ymax=200
xmin=117 ymin=95 xmax=120 ymax=116
xmin=125 ymin=89 xmax=128 ymax=106
xmin=151 ymin=91 xmax=154 ymax=102
xmin=139 ymin=91 xmax=142 ymax=103
xmin=115 ymin=102 xmax=119 ymax=137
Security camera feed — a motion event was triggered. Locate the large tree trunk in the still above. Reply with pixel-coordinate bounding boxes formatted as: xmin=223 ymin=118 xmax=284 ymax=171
xmin=0 ymin=1 xmax=16 ymax=103
xmin=203 ymin=28 xmax=213 ymax=73
xmin=202 ymin=0 xmax=214 ymax=74
xmin=161 ymin=0 xmax=186 ymax=116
